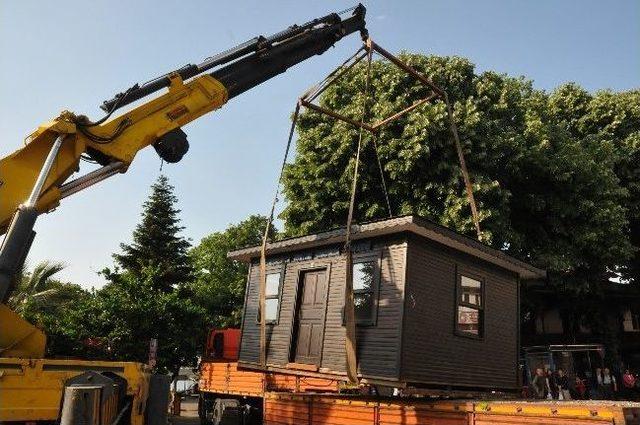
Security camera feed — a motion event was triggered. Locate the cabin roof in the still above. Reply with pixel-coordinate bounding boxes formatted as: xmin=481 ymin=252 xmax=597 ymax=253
xmin=227 ymin=215 xmax=546 ymax=279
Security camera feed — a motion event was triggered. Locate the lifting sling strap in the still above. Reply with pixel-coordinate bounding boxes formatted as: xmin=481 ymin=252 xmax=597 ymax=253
xmin=258 ymin=103 xmax=300 ymax=367
xmin=445 ymin=93 xmax=481 ymax=240
xmin=343 ymin=42 xmax=373 ymax=384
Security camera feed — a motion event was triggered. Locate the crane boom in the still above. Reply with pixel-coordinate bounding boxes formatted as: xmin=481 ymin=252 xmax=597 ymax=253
xmin=0 ymin=5 xmax=366 ymax=303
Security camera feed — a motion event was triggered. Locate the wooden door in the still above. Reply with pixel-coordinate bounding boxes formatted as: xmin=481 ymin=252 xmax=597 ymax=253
xmin=293 ymin=269 xmax=328 ymax=366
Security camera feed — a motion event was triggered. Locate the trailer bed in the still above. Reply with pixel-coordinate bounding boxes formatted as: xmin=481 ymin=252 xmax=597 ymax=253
xmin=199 ymin=362 xmax=640 ymax=425
xmin=264 ymin=394 xmax=640 ymax=425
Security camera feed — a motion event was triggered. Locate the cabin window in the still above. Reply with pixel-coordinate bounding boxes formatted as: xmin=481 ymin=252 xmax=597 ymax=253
xmin=264 ymin=272 xmax=282 ymax=324
xmin=455 ymin=274 xmax=484 ymax=337
xmin=353 ymin=261 xmax=377 ymax=325
xmin=623 ymin=308 xmax=640 ymax=332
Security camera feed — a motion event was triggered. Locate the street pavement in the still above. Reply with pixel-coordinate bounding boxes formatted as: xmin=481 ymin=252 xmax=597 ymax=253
xmin=169 ymin=396 xmax=200 ymax=425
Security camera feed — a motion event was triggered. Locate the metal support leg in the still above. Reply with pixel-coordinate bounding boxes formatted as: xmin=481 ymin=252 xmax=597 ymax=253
xmin=60 ymin=161 xmax=125 ymax=199
xmin=0 ymin=136 xmax=64 ymax=302
xmin=26 ymin=136 xmax=65 ymax=207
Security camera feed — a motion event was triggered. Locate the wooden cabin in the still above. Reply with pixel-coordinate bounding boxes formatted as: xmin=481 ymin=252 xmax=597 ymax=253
xmin=229 ymin=215 xmax=545 ymax=391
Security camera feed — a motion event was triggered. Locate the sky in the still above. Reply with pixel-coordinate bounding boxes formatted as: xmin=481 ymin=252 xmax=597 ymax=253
xmin=1 ymin=1 xmax=638 ymax=289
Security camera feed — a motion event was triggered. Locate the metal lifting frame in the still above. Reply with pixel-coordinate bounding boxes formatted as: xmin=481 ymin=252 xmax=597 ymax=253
xmin=257 ymin=39 xmax=482 ymax=384
xmin=298 ymin=38 xmax=481 ymax=240
xmin=300 ymin=38 xmax=481 ymax=384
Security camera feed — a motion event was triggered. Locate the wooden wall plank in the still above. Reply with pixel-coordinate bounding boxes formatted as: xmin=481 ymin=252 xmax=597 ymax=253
xmin=238 ymin=237 xmax=407 ymax=381
xmin=402 ymin=235 xmax=520 ymax=389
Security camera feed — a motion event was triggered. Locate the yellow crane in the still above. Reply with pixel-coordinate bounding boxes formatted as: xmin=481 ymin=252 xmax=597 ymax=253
xmin=0 ymin=5 xmax=367 ymax=423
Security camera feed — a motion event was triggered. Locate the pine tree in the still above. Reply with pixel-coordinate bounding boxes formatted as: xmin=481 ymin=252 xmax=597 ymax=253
xmin=113 ymin=175 xmax=193 ymax=291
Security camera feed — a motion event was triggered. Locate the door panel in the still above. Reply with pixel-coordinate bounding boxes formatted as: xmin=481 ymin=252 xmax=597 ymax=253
xmin=294 ymin=269 xmax=327 ymax=365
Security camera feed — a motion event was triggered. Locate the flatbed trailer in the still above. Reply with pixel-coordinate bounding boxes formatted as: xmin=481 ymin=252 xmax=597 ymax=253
xmin=264 ymin=394 xmax=640 ymax=425
xmin=199 ymin=360 xmax=640 ymax=425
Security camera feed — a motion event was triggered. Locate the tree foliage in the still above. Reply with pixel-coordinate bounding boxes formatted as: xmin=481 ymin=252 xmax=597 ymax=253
xmin=8 ymin=261 xmax=67 ymax=312
xmin=42 ymin=175 xmax=206 ymax=375
xmin=189 ymin=215 xmax=275 ymax=328
xmin=112 ymin=174 xmax=193 ymax=291
xmin=57 ymin=272 xmax=205 ymax=374
xmin=12 ymin=262 xmax=91 ymax=357
xmin=546 ymin=83 xmax=640 ymax=285
xmin=281 ymin=54 xmax=638 ymax=294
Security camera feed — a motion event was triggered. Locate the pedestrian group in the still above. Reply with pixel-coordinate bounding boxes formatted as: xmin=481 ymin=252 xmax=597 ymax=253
xmin=530 ymin=367 xmax=639 ymax=400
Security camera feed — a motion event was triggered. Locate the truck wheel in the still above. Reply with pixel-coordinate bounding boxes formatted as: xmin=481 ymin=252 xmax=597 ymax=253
xmin=212 ymin=398 xmax=241 ymax=425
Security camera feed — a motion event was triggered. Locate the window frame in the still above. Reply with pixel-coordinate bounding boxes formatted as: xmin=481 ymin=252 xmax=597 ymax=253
xmin=256 ymin=268 xmax=285 ymax=326
xmin=349 ymin=253 xmax=382 ymax=327
xmin=624 ymin=307 xmax=640 ymax=332
xmin=454 ymin=270 xmax=485 ymax=339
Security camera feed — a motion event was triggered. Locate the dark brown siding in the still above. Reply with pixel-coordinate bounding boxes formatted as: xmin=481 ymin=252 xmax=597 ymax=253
xmin=401 ymin=235 xmax=519 ymax=390
xmin=238 ymin=238 xmax=407 ymax=381
xmin=239 ymin=260 xmax=292 ymax=365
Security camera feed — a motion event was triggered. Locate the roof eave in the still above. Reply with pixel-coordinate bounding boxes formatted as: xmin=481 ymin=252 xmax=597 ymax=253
xmin=227 ymin=216 xmax=546 ymax=280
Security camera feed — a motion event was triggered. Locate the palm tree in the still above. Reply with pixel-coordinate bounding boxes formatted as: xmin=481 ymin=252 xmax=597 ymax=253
xmin=8 ymin=261 xmax=66 ymax=313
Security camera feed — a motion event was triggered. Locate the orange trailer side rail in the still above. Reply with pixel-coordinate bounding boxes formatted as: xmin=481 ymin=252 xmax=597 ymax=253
xmin=264 ymin=394 xmax=640 ymax=425
xmin=265 ymin=394 xmax=470 ymax=425
xmin=200 ymin=361 xmax=264 ymax=397
xmin=199 ymin=362 xmax=640 ymax=425
xmin=199 ymin=361 xmax=341 ymax=397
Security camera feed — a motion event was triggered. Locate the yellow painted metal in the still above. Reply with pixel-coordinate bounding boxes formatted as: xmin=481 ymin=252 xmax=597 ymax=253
xmin=473 ymin=400 xmax=620 ymax=420
xmin=0 ymin=357 xmax=150 ymax=424
xmin=0 ymin=73 xmax=228 ymax=232
xmin=0 ymin=72 xmax=226 ymax=423
xmin=0 ymin=304 xmax=46 ymax=358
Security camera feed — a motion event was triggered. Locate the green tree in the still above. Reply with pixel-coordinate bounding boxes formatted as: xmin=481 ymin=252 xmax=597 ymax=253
xmin=9 ymin=261 xmax=66 ymax=312
xmin=280 ymin=54 xmax=634 ymax=337
xmin=548 ymin=84 xmax=640 ymax=286
xmin=62 ymin=272 xmax=206 ymax=375
xmin=9 ymin=261 xmax=92 ymax=357
xmin=53 ymin=175 xmax=207 ymax=375
xmin=190 ymin=215 xmax=275 ymax=327
xmin=112 ymin=174 xmax=193 ymax=291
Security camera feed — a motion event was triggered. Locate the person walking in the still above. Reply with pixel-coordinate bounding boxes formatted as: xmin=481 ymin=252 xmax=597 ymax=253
xmin=531 ymin=368 xmax=549 ymax=399
xmin=572 ymin=376 xmax=587 ymax=400
xmin=546 ymin=368 xmax=559 ymax=400
xmin=602 ymin=368 xmax=617 ymax=399
xmin=590 ymin=368 xmax=604 ymax=399
xmin=622 ymin=369 xmax=636 ymax=400
xmin=556 ymin=369 xmax=572 ymax=400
